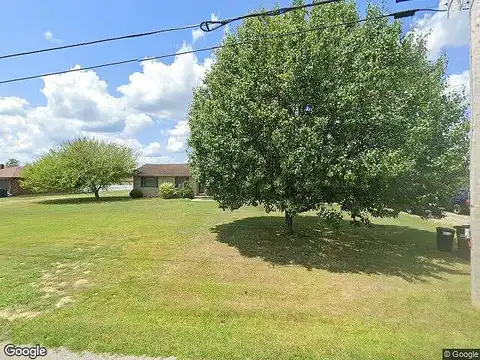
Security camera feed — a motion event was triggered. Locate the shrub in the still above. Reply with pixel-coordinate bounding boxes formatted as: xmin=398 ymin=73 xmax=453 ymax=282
xmin=181 ymin=181 xmax=195 ymax=199
xmin=129 ymin=188 xmax=143 ymax=199
xmin=174 ymin=188 xmax=183 ymax=198
xmin=159 ymin=183 xmax=177 ymax=199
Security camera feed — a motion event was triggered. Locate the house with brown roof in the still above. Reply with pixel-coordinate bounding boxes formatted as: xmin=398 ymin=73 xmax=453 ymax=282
xmin=0 ymin=165 xmax=29 ymax=196
xmin=133 ymin=164 xmax=206 ymax=197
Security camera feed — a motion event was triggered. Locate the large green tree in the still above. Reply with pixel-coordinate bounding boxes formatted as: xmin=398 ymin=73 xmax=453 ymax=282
xmin=188 ymin=1 xmax=469 ymax=232
xmin=22 ymin=138 xmax=137 ymax=199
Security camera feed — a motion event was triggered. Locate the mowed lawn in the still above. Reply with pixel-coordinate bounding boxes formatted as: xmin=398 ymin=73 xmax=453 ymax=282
xmin=0 ymin=192 xmax=479 ymax=360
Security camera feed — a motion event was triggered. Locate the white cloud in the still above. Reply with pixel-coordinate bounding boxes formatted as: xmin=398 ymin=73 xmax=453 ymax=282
xmin=143 ymin=142 xmax=162 ymax=157
xmin=409 ymin=1 xmax=469 ymax=60
xmin=166 ymin=120 xmax=190 ymax=153
xmin=0 ymin=97 xmax=29 ymax=116
xmin=78 ymin=135 xmax=172 ymax=166
xmin=34 ymin=65 xmax=157 ymax=140
xmin=124 ymin=113 xmax=154 ymax=136
xmin=446 ymin=70 xmax=470 ymax=103
xmin=117 ymin=44 xmax=213 ymax=121
xmin=44 ymin=30 xmax=62 ymax=44
xmin=192 ymin=29 xmax=205 ymax=43
xmin=137 ymin=156 xmax=174 ymax=166
xmin=0 ymin=43 xmax=213 ymax=165
xmin=169 ymin=120 xmax=190 ymax=137
xmin=167 ymin=137 xmax=186 ymax=152
xmin=191 ymin=13 xmax=220 ymax=43
xmin=44 ymin=31 xmax=53 ymax=41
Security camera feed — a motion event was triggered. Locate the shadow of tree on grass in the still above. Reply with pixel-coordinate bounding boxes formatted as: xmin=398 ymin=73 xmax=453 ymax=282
xmin=211 ymin=216 xmax=469 ymax=282
xmin=37 ymin=196 xmax=132 ymax=205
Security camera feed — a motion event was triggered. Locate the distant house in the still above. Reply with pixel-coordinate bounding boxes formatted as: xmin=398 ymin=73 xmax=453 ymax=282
xmin=133 ymin=164 xmax=206 ymax=197
xmin=0 ymin=165 xmax=29 ymax=196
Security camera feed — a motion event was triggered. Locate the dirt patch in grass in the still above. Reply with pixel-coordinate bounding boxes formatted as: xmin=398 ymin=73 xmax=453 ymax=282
xmin=30 ymin=261 xmax=95 ymax=310
xmin=73 ymin=279 xmax=89 ymax=288
xmin=55 ymin=296 xmax=75 ymax=308
xmin=0 ymin=308 xmax=42 ymax=321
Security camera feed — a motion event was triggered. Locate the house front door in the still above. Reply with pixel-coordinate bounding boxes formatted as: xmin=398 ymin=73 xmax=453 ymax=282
xmin=198 ymin=183 xmax=205 ymax=194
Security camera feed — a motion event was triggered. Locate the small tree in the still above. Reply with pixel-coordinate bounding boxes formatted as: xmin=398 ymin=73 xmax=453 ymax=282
xmin=22 ymin=138 xmax=137 ymax=199
xmin=5 ymin=158 xmax=20 ymax=167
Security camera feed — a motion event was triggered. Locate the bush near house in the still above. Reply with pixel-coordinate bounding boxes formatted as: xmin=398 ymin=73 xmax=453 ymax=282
xmin=129 ymin=189 xmax=143 ymax=199
xmin=179 ymin=181 xmax=195 ymax=199
xmin=159 ymin=182 xmax=194 ymax=199
xmin=159 ymin=183 xmax=177 ymax=199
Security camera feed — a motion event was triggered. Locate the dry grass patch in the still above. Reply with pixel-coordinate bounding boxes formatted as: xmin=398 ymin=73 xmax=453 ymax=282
xmin=0 ymin=308 xmax=42 ymax=321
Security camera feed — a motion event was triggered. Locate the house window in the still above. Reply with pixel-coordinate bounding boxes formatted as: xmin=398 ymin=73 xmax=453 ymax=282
xmin=141 ymin=177 xmax=158 ymax=188
xmin=175 ymin=176 xmax=189 ymax=188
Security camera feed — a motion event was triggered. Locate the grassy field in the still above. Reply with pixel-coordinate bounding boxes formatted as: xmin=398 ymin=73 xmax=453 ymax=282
xmin=0 ymin=192 xmax=478 ymax=359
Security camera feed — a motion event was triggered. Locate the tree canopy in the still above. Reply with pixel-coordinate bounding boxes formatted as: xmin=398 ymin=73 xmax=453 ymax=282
xmin=5 ymin=158 xmax=20 ymax=167
xmin=187 ymin=1 xmax=469 ymax=232
xmin=22 ymin=138 xmax=137 ymax=198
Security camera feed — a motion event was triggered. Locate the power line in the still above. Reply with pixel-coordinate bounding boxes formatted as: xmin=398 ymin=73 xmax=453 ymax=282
xmin=0 ymin=0 xmax=338 ymax=61
xmin=199 ymin=0 xmax=339 ymax=32
xmin=0 ymin=23 xmax=200 ymax=61
xmin=0 ymin=8 xmax=449 ymax=86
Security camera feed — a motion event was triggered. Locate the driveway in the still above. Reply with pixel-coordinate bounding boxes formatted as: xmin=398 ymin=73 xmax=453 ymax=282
xmin=432 ymin=212 xmax=470 ymax=227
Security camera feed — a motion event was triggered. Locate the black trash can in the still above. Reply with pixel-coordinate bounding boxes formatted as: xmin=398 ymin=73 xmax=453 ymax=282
xmin=436 ymin=227 xmax=455 ymax=252
xmin=454 ymin=225 xmax=471 ymax=260
xmin=0 ymin=188 xmax=8 ymax=198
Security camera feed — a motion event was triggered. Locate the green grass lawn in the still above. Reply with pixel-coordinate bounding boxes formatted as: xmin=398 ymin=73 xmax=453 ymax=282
xmin=0 ymin=192 xmax=478 ymax=359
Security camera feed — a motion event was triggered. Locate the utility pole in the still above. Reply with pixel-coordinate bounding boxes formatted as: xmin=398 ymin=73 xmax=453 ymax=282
xmin=471 ymin=0 xmax=480 ymax=308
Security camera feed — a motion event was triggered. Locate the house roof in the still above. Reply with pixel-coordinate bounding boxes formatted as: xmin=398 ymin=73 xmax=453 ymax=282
xmin=135 ymin=164 xmax=191 ymax=177
xmin=0 ymin=166 xmax=23 ymax=179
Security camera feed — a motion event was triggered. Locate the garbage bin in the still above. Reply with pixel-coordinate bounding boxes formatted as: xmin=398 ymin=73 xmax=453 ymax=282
xmin=454 ymin=225 xmax=471 ymax=260
xmin=436 ymin=227 xmax=455 ymax=252
xmin=0 ymin=188 xmax=8 ymax=198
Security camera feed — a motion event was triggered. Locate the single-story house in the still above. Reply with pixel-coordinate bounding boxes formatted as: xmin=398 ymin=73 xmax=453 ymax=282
xmin=0 ymin=165 xmax=29 ymax=196
xmin=133 ymin=164 xmax=206 ymax=197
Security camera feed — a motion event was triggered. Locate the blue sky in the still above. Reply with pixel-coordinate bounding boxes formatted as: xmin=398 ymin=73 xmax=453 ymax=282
xmin=0 ymin=0 xmax=470 ymax=166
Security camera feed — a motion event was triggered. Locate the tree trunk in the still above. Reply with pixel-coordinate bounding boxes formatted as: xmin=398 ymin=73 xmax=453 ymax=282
xmin=94 ymin=189 xmax=100 ymax=199
xmin=285 ymin=210 xmax=294 ymax=234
